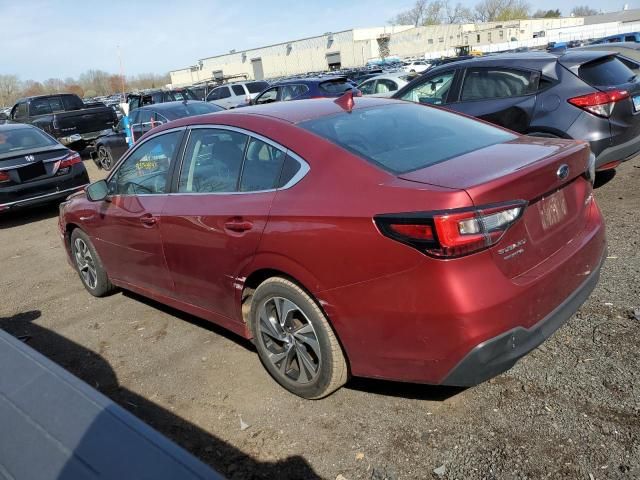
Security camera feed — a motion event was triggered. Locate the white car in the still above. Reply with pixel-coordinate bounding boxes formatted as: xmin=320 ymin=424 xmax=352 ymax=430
xmin=206 ymin=80 xmax=270 ymax=109
xmin=357 ymin=72 xmax=415 ymax=98
xmin=403 ymin=61 xmax=431 ymax=73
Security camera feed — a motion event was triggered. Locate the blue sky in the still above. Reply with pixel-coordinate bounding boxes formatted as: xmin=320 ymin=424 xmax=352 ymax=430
xmin=0 ymin=0 xmax=628 ymax=81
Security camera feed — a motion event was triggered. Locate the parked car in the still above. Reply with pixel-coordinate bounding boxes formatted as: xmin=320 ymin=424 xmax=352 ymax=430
xmin=393 ymin=50 xmax=640 ymax=170
xmin=427 ymin=55 xmax=475 ymax=68
xmin=357 ymin=72 xmax=414 ymax=97
xmin=0 ymin=123 xmax=89 ymax=212
xmin=573 ymin=41 xmax=640 ymax=65
xmin=127 ymin=88 xmax=198 ymax=112
xmin=92 ymin=101 xmax=224 ymax=171
xmin=206 ymin=81 xmax=270 ymax=109
xmin=590 ymin=32 xmax=640 ymax=44
xmin=10 ymin=94 xmax=118 ymax=152
xmin=403 ymin=60 xmax=431 ymax=73
xmin=59 ymin=96 xmax=605 ymax=399
xmin=252 ymin=77 xmax=359 ymax=106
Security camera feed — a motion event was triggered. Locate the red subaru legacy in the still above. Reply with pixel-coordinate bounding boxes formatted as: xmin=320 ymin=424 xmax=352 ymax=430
xmin=59 ymin=96 xmax=606 ymax=399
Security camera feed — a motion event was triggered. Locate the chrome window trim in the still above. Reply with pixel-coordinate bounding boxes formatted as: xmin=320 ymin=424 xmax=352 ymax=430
xmin=169 ymin=124 xmax=310 ymax=196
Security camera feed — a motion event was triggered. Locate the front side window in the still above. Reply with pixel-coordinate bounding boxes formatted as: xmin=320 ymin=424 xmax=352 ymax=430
xmin=178 ymin=129 xmax=248 ymax=193
xmin=240 ymin=138 xmax=286 ymax=191
xmin=255 ymin=87 xmax=279 ymax=104
xmin=399 ymin=71 xmax=455 ymax=105
xmin=358 ymin=80 xmax=376 ymax=95
xmin=111 ymin=131 xmax=181 ymax=195
xmin=217 ymin=87 xmax=231 ymax=99
xmin=29 ymin=98 xmax=52 ymax=116
xmin=376 ymin=79 xmax=398 ymax=94
xmin=461 ymin=68 xmax=539 ymax=101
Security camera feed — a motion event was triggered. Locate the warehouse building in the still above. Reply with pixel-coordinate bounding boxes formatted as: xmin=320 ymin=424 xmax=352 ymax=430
xmin=169 ymin=15 xmax=618 ymax=86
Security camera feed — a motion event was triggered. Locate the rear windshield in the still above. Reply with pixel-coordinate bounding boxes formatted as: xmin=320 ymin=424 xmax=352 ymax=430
xmin=300 ymin=104 xmax=516 ymax=174
xmin=246 ymin=81 xmax=269 ymax=93
xmin=164 ymin=102 xmax=223 ymax=118
xmin=579 ymin=56 xmax=636 ymax=86
xmin=319 ymin=79 xmax=353 ymax=94
xmin=0 ymin=127 xmax=57 ymax=155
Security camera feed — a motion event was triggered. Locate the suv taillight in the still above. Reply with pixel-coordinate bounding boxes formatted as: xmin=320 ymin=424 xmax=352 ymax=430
xmin=0 ymin=171 xmax=10 ymax=183
xmin=568 ymin=89 xmax=629 ymax=118
xmin=375 ymin=202 xmax=526 ymax=258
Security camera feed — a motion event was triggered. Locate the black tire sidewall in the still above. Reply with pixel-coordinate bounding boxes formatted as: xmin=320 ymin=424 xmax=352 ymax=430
xmin=70 ymin=229 xmax=112 ymax=297
xmin=250 ymin=280 xmax=337 ymax=399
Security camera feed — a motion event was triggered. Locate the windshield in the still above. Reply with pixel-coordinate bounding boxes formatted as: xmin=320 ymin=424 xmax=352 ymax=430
xmin=300 ymin=103 xmax=516 ymax=174
xmin=0 ymin=127 xmax=58 ymax=155
xmin=164 ymin=102 xmax=224 ymax=119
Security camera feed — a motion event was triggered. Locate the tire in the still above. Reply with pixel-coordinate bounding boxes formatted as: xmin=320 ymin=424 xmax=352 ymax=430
xmin=70 ymin=229 xmax=115 ymax=297
xmin=97 ymin=146 xmax=114 ymax=171
xmin=250 ymin=277 xmax=348 ymax=399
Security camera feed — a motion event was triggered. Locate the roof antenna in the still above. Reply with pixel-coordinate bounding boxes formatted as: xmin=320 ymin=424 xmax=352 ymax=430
xmin=334 ymin=90 xmax=355 ymax=113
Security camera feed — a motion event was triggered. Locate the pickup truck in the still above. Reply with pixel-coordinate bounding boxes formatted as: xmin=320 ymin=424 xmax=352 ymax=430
xmin=10 ymin=94 xmax=118 ymax=151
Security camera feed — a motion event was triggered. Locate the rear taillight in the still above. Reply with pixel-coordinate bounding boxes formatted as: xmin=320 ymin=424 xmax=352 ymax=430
xmin=568 ymin=89 xmax=629 ymax=118
xmin=56 ymin=152 xmax=82 ymax=175
xmin=375 ymin=202 xmax=526 ymax=258
xmin=0 ymin=171 xmax=10 ymax=183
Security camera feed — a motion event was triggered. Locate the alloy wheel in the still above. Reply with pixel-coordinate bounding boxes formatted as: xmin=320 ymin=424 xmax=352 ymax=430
xmin=74 ymin=238 xmax=98 ymax=290
xmin=98 ymin=147 xmax=112 ymax=170
xmin=258 ymin=296 xmax=322 ymax=384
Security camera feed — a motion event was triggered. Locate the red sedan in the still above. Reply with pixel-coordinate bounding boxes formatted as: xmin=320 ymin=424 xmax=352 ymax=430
xmin=59 ymin=95 xmax=606 ymax=399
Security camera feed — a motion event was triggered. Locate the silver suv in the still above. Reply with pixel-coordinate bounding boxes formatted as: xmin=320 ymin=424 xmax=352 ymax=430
xmin=206 ymin=81 xmax=270 ymax=109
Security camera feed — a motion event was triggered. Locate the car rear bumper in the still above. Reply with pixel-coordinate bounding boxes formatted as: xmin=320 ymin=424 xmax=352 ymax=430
xmin=441 ymin=247 xmax=605 ymax=386
xmin=0 ymin=165 xmax=89 ymax=212
xmin=593 ymin=131 xmax=640 ymax=170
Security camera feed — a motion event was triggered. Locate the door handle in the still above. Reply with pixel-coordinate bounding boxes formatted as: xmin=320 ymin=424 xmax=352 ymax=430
xmin=224 ymin=219 xmax=253 ymax=232
xmin=139 ymin=214 xmax=157 ymax=226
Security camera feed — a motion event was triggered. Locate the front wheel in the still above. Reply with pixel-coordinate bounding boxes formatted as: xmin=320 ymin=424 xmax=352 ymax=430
xmin=70 ymin=229 xmax=115 ymax=297
xmin=250 ymin=277 xmax=348 ymax=399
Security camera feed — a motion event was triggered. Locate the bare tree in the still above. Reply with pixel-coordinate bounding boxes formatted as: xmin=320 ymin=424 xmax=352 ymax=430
xmin=390 ymin=0 xmax=444 ymax=26
xmin=443 ymin=0 xmax=474 ymax=23
xmin=474 ymin=0 xmax=530 ymax=22
xmin=571 ymin=5 xmax=598 ymax=16
xmin=0 ymin=75 xmax=21 ymax=107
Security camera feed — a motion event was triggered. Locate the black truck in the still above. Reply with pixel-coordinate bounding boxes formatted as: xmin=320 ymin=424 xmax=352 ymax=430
xmin=9 ymin=94 xmax=118 ymax=151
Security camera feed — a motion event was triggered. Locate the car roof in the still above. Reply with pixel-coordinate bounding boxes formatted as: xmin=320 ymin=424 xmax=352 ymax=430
xmin=0 ymin=123 xmax=39 ymax=132
xmin=575 ymin=41 xmax=640 ymax=51
xmin=360 ymin=72 xmax=412 ymax=82
xmin=138 ymin=100 xmax=207 ymax=111
xmin=272 ymin=76 xmax=347 ymax=86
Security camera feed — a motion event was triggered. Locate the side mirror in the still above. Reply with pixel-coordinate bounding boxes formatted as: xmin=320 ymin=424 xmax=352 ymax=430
xmin=86 ymin=180 xmax=109 ymax=202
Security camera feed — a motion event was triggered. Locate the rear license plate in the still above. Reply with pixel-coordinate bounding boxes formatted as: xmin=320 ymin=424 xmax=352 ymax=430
xmin=17 ymin=161 xmax=46 ymax=182
xmin=538 ymin=189 xmax=568 ymax=230
xmin=633 ymin=95 xmax=640 ymax=112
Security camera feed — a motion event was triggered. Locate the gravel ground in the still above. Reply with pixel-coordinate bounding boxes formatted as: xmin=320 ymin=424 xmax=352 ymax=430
xmin=1 ymin=155 xmax=638 ymax=480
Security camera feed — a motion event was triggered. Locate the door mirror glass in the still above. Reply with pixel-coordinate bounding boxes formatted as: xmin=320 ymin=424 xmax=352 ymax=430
xmin=86 ymin=180 xmax=109 ymax=202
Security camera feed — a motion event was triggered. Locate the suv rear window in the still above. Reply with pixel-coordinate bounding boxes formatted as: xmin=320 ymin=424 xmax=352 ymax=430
xmin=246 ymin=81 xmax=269 ymax=93
xmin=578 ymin=56 xmax=635 ymax=86
xmin=319 ymin=79 xmax=353 ymax=94
xmin=300 ymin=104 xmax=516 ymax=174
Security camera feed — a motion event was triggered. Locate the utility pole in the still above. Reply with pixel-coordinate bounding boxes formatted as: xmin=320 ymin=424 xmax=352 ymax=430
xmin=117 ymin=45 xmax=126 ymax=96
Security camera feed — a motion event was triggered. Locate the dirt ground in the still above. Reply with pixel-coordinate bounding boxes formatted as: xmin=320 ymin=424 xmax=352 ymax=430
xmin=1 ymin=155 xmax=639 ymax=480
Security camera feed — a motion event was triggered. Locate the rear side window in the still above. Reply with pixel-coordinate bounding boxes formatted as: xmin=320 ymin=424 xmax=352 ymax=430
xmin=300 ymin=103 xmax=516 ymax=174
xmin=246 ymin=81 xmax=269 ymax=93
xmin=239 ymin=138 xmax=286 ymax=191
xmin=61 ymin=95 xmax=84 ymax=110
xmin=579 ymin=56 xmax=636 ymax=86
xmin=461 ymin=68 xmax=539 ymax=101
xmin=319 ymin=79 xmax=352 ymax=94
xmin=232 ymin=85 xmax=245 ymax=96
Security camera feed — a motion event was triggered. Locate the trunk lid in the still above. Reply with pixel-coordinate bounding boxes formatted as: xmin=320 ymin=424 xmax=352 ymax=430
xmin=0 ymin=148 xmax=69 ymax=186
xmin=399 ymin=137 xmax=593 ymax=278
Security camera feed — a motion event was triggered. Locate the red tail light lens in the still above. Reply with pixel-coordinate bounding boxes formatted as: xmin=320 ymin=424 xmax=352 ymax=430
xmin=0 ymin=171 xmax=10 ymax=183
xmin=568 ymin=89 xmax=629 ymax=118
xmin=375 ymin=202 xmax=526 ymax=258
xmin=59 ymin=152 xmax=82 ymax=169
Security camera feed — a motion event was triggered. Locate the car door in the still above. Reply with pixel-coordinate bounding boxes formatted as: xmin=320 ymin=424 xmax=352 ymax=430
xmin=452 ymin=67 xmax=540 ymax=132
xmin=160 ymin=127 xmax=289 ymax=323
xmin=87 ymin=129 xmax=184 ymax=295
xmin=103 ymin=118 xmax=129 ymax=161
xmin=254 ymin=86 xmax=280 ymax=105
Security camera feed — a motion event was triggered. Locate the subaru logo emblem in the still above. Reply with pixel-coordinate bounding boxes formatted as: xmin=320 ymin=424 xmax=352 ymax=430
xmin=24 ymin=155 xmax=35 ymax=163
xmin=557 ymin=164 xmax=569 ymax=180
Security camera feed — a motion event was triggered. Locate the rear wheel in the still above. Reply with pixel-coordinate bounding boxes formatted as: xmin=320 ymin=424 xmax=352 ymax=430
xmin=97 ymin=146 xmax=114 ymax=171
xmin=70 ymin=229 xmax=115 ymax=297
xmin=250 ymin=277 xmax=348 ymax=399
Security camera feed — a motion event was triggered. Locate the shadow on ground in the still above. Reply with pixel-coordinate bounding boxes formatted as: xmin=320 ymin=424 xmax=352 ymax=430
xmin=0 ymin=311 xmax=321 ymax=480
